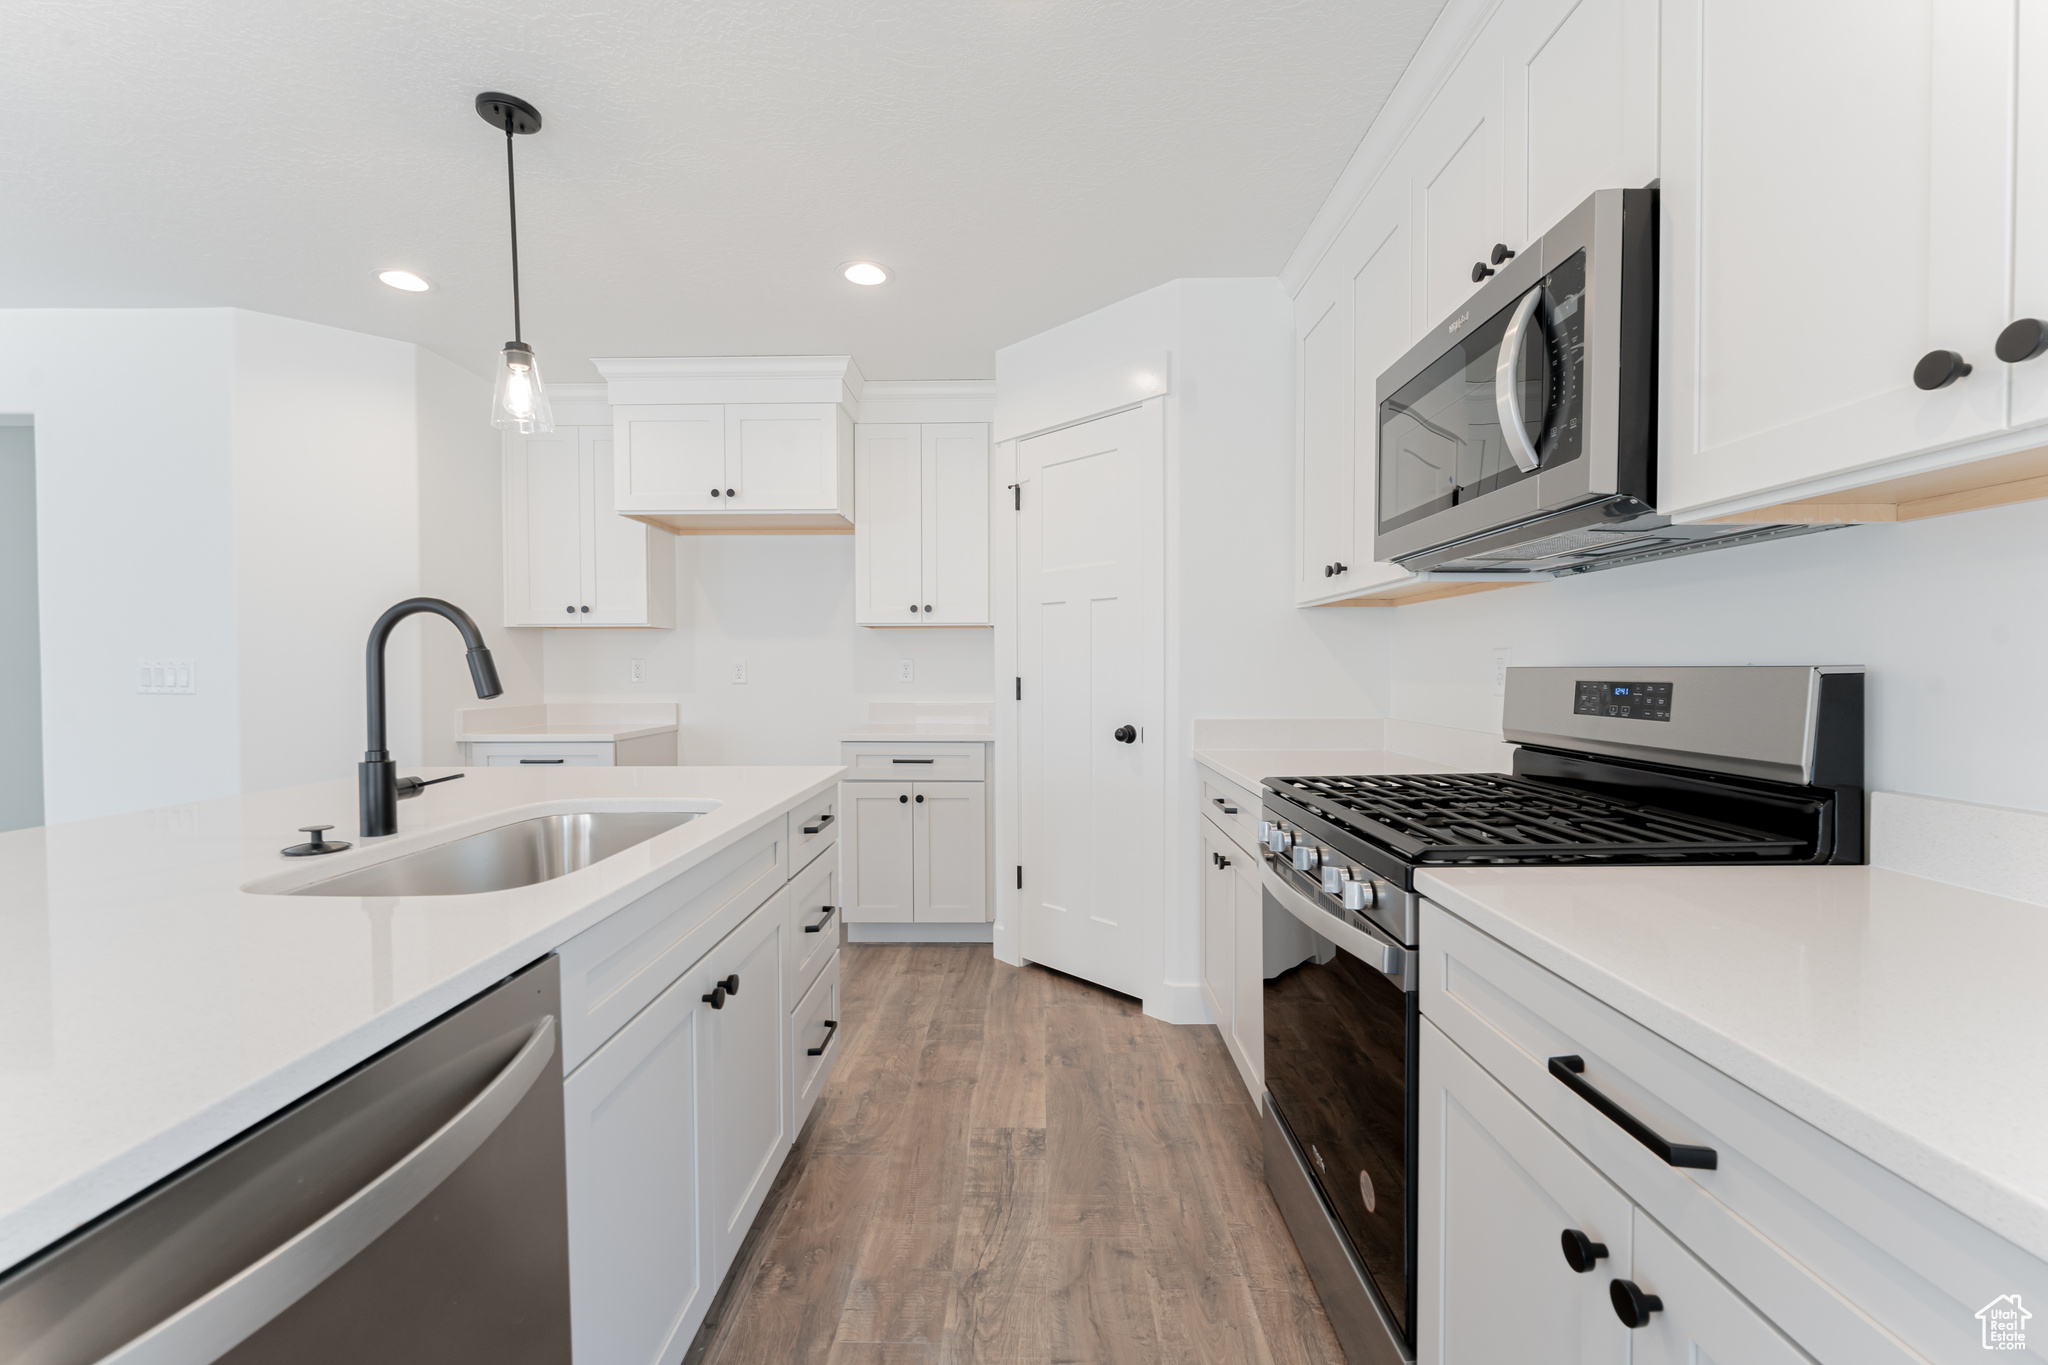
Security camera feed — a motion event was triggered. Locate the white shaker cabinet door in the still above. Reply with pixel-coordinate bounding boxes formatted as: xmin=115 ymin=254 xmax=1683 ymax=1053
xmin=504 ymin=431 xmax=584 ymax=625
xmin=1418 ymin=1021 xmax=1633 ymax=1365
xmin=1409 ymin=53 xmax=1505 ymax=331
xmin=1625 ymin=1212 xmax=1812 ymax=1365
xmin=1500 ymin=0 xmax=1657 ymax=246
xmin=614 ymin=404 xmax=726 ymax=511
xmin=583 ymin=427 xmax=663 ymax=625
xmin=1346 ymin=181 xmax=1424 ymax=587
xmin=1297 ymin=294 xmax=1354 ymax=600
xmin=726 ymin=403 xmax=843 ymax=510
xmin=1200 ymin=820 xmax=1236 ymax=1038
xmin=1658 ymin=0 xmax=2012 ymax=515
xmin=922 ymin=423 xmax=990 ymax=624
xmin=912 ymin=780 xmax=987 ymax=922
xmin=855 ymin=423 xmax=925 ymax=625
xmin=2011 ymin=5 xmax=2048 ymax=430
xmin=1228 ymin=851 xmax=1262 ymax=1097
xmin=845 ymin=782 xmax=916 ymax=923
xmin=562 ymin=969 xmax=709 ymax=1365
xmin=702 ymin=894 xmax=789 ymax=1279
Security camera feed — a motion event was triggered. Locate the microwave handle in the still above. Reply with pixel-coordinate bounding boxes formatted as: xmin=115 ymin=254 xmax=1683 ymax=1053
xmin=1494 ymin=286 xmax=1547 ymax=473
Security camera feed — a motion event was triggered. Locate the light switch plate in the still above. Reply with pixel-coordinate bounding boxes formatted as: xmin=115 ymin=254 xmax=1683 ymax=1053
xmin=630 ymin=658 xmax=646 ymax=684
xmin=138 ymin=659 xmax=197 ymax=694
xmin=730 ymin=661 xmax=747 ymax=684
xmin=1492 ymin=648 xmax=1512 ymax=697
xmin=897 ymin=659 xmax=914 ymax=683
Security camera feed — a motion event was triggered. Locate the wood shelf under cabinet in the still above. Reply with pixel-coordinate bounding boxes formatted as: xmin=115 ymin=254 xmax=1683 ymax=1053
xmin=1698 ymin=441 xmax=2048 ymax=527
xmin=1310 ymin=577 xmax=1531 ymax=608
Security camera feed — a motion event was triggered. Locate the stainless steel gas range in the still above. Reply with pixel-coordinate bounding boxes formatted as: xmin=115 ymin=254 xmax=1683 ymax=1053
xmin=1255 ymin=665 xmax=1865 ymax=1365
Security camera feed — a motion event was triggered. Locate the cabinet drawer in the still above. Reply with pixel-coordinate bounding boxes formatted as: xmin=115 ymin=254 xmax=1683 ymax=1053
xmin=840 ymin=743 xmax=986 ymax=781
xmin=469 ymin=741 xmax=615 ymax=767
xmin=788 ymin=788 xmax=839 ymax=874
xmin=1422 ymin=902 xmax=2043 ymax=1365
xmin=1199 ymin=771 xmax=1259 ymax=855
xmin=557 ymin=820 xmax=784 ymax=1073
xmin=790 ymin=950 xmax=841 ymax=1134
xmin=786 ymin=850 xmax=837 ymax=1005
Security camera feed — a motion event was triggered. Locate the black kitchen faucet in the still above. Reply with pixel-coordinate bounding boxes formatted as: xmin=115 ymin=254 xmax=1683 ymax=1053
xmin=360 ymin=598 xmax=502 ymax=837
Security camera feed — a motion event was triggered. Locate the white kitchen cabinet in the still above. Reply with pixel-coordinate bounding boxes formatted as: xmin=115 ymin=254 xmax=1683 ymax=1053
xmin=1195 ymin=774 xmax=1265 ymax=1102
xmin=1199 ymin=819 xmax=1236 ymax=1051
xmin=842 ymin=778 xmax=989 ymax=924
xmin=854 ymin=422 xmax=989 ymax=626
xmin=698 ymin=892 xmax=789 ymax=1278
xmin=562 ymin=961 xmax=709 ymax=1365
xmin=1417 ymin=1020 xmax=1632 ymax=1365
xmin=789 ymin=948 xmax=841 ymax=1134
xmin=1626 ymin=1214 xmax=1812 ymax=1365
xmin=2013 ymin=6 xmax=2048 ymax=431
xmin=1658 ymin=0 xmax=2017 ymax=518
xmin=503 ymin=424 xmax=676 ymax=628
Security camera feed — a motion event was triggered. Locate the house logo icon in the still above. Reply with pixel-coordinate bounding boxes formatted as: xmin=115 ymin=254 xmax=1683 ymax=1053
xmin=1977 ymin=1294 xmax=2030 ymax=1350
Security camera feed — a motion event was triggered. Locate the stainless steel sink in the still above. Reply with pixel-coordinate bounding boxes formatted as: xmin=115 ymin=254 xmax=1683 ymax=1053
xmin=290 ymin=811 xmax=700 ymax=897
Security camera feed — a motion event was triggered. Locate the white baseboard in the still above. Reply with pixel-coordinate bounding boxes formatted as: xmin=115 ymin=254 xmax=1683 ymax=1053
xmin=1143 ymin=979 xmax=1214 ymax=1026
xmin=847 ymin=922 xmax=996 ymax=943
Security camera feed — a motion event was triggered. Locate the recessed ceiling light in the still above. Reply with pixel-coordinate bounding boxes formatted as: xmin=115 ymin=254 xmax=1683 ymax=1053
xmin=378 ymin=269 xmax=432 ymax=292
xmin=842 ymin=261 xmax=889 ymax=286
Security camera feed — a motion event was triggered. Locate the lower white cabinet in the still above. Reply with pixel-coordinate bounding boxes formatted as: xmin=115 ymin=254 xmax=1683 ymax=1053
xmin=790 ymin=949 xmax=841 ymax=1134
xmin=1627 ymin=1214 xmax=1811 ymax=1365
xmin=698 ymin=890 xmax=789 ymax=1275
xmin=1197 ymin=810 xmax=1263 ymax=1100
xmin=842 ymin=772 xmax=990 ymax=925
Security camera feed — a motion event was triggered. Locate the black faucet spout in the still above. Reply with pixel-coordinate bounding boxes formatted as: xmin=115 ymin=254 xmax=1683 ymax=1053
xmin=360 ymin=598 xmax=504 ymax=837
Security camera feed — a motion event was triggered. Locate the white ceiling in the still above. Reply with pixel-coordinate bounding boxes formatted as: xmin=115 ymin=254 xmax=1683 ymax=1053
xmin=3 ymin=0 xmax=1446 ymax=381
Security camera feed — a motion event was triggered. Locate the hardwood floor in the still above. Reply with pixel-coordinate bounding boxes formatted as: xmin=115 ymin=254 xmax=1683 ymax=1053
xmin=687 ymin=943 xmax=1345 ymax=1365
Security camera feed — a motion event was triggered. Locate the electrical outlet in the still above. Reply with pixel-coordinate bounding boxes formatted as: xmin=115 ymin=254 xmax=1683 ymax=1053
xmin=630 ymin=658 xmax=646 ymax=684
xmin=1492 ymin=648 xmax=1512 ymax=697
xmin=138 ymin=659 xmax=196 ymax=694
xmin=897 ymin=659 xmax=914 ymax=683
xmin=730 ymin=661 xmax=747 ymax=684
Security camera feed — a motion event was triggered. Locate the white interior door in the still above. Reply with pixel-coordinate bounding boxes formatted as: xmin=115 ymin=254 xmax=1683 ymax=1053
xmin=1016 ymin=400 xmax=1162 ymax=1000
xmin=913 ymin=781 xmax=988 ymax=922
xmin=855 ymin=423 xmax=924 ymax=624
xmin=923 ymin=423 xmax=990 ymax=623
xmin=845 ymin=782 xmax=915 ymax=923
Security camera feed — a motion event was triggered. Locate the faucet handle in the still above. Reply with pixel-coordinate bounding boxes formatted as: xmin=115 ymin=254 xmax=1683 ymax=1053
xmin=394 ymin=773 xmax=466 ymax=800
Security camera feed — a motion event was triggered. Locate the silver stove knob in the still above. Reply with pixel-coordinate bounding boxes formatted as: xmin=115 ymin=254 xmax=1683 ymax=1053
xmin=1292 ymin=843 xmax=1320 ymax=872
xmin=1341 ymin=877 xmax=1379 ymax=912
xmin=1320 ymin=864 xmax=1346 ymax=894
xmin=1267 ymin=826 xmax=1292 ymax=854
xmin=1257 ymin=820 xmax=1276 ymax=844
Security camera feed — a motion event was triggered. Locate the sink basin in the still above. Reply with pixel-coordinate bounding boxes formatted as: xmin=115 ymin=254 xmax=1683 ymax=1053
xmin=290 ymin=811 xmax=700 ymax=897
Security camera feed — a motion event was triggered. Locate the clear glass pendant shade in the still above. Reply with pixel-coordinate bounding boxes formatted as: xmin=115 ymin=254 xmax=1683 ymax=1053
xmin=491 ymin=341 xmax=553 ymax=433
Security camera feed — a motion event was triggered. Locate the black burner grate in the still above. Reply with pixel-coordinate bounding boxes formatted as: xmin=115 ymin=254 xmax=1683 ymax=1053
xmin=1270 ymin=773 xmax=1807 ymax=864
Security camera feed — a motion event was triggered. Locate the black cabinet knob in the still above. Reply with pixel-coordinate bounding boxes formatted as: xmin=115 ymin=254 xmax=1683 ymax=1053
xmin=899 ymin=793 xmax=909 ymax=803
xmin=923 ymin=604 xmax=932 ymax=612
xmin=911 ymin=604 xmax=919 ymax=614
xmin=580 ymin=605 xmax=590 ymax=613
xmin=710 ymin=488 xmax=722 ymax=497
xmin=1472 ymin=261 xmax=1495 ymax=283
xmin=1491 ymin=243 xmax=1517 ymax=265
xmin=564 ymin=605 xmax=574 ymax=614
xmin=721 ymin=973 xmax=739 ymax=996
xmin=1333 ymin=561 xmax=1347 ymax=574
xmin=1113 ymin=725 xmax=1137 ymax=744
xmin=1324 ymin=564 xmax=1334 ymax=577
xmin=1914 ymin=349 xmax=1972 ymax=390
xmin=1560 ymin=1228 xmax=1609 ymax=1274
xmin=726 ymin=488 xmax=736 ymax=497
xmin=1998 ymin=318 xmax=2048 ymax=364
xmin=1609 ymin=1279 xmax=1663 ymax=1329
xmin=702 ymin=985 xmax=727 ymax=1009
xmin=915 ymin=793 xmax=925 ymax=803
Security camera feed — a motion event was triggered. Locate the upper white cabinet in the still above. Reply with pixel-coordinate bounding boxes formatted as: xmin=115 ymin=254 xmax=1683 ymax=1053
xmin=854 ymin=422 xmax=990 ymax=626
xmin=1658 ymin=0 xmax=2023 ymax=519
xmin=593 ymin=357 xmax=860 ymax=533
xmin=504 ymin=399 xmax=676 ymax=628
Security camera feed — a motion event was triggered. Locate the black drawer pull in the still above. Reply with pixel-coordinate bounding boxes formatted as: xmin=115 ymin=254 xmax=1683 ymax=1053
xmin=802 ymin=813 xmax=835 ymax=835
xmin=804 ymin=904 xmax=837 ymax=933
xmin=518 ymin=758 xmax=566 ymax=764
xmin=807 ymin=1019 xmax=839 ymax=1056
xmin=720 ymin=973 xmax=740 ymax=997
xmin=1549 ymin=1056 xmax=1717 ymax=1169
xmin=1560 ymin=1228 xmax=1608 ymax=1273
xmin=1212 ymin=797 xmax=1238 ymax=814
xmin=891 ymin=758 xmax=936 ymax=764
xmin=1609 ymin=1279 xmax=1663 ymax=1329
xmin=702 ymin=985 xmax=726 ymax=1009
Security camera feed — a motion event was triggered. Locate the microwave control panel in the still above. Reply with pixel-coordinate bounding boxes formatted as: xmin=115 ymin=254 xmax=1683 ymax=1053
xmin=1575 ymin=680 xmax=1672 ymax=722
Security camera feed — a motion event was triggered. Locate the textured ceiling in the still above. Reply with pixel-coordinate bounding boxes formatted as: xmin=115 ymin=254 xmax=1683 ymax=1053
xmin=3 ymin=0 xmax=1446 ymax=381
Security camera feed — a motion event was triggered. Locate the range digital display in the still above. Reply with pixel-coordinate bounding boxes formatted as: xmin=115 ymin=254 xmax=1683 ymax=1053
xmin=1574 ymin=680 xmax=1672 ymax=722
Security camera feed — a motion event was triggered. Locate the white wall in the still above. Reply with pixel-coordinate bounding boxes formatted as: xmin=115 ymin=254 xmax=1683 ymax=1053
xmin=995 ymin=278 xmax=1390 ymax=1018
xmin=1375 ymin=497 xmax=2048 ymax=813
xmin=540 ymin=534 xmax=995 ymax=765
xmin=0 ymin=422 xmax=43 ymax=832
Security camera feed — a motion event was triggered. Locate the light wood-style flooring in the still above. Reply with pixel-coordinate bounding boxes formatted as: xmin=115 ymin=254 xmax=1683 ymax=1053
xmin=687 ymin=943 xmax=1345 ymax=1365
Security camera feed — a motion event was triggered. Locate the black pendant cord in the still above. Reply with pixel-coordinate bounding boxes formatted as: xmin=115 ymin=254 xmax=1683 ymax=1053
xmin=504 ymin=114 xmax=522 ymax=344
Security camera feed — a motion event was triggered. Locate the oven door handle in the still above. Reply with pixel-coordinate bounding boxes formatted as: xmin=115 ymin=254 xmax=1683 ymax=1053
xmin=1494 ymin=285 xmax=1546 ymax=474
xmin=1261 ymin=861 xmax=1410 ymax=988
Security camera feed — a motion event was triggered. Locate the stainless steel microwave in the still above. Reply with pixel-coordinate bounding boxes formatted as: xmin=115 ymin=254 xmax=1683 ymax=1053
xmin=1374 ymin=186 xmax=1831 ymax=574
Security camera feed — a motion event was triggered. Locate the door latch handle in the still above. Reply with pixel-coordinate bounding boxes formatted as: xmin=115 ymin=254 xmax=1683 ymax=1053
xmin=1113 ymin=725 xmax=1137 ymax=744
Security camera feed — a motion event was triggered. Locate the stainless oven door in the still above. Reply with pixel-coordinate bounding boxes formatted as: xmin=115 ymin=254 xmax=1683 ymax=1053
xmin=1261 ymin=863 xmax=1417 ymax=1348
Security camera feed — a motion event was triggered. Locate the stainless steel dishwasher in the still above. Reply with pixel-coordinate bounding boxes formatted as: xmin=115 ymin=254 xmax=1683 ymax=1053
xmin=0 ymin=957 xmax=570 ymax=1365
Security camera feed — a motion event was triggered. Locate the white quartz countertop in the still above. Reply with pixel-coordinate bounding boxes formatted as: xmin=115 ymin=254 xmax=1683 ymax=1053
xmin=0 ymin=763 xmax=840 ymax=1272
xmin=1417 ymin=864 xmax=2048 ymax=1264
xmin=1193 ymin=747 xmax=1466 ymax=793
xmin=841 ymin=724 xmax=994 ymax=742
xmin=459 ymin=722 xmax=679 ymax=742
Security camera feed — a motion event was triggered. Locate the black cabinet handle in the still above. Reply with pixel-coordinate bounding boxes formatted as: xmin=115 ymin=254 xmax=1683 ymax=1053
xmin=580 ymin=605 xmax=590 ymax=613
xmin=1998 ymin=318 xmax=2048 ymax=363
xmin=802 ymin=813 xmax=835 ymax=834
xmin=1548 ymin=1056 xmax=1717 ymax=1169
xmin=565 ymin=605 xmax=574 ymax=614
xmin=804 ymin=904 xmax=837 ymax=933
xmin=923 ymin=604 xmax=932 ymax=612
xmin=891 ymin=758 xmax=935 ymax=764
xmin=1333 ymin=561 xmax=1347 ymax=574
xmin=702 ymin=985 xmax=726 ymax=1009
xmin=1325 ymin=564 xmax=1335 ymax=577
xmin=721 ymin=973 xmax=739 ymax=997
xmin=915 ymin=793 xmax=924 ymax=803
xmin=1560 ymin=1228 xmax=1609 ymax=1273
xmin=1472 ymin=261 xmax=1495 ymax=282
xmin=1218 ymin=854 xmax=1230 ymax=868
xmin=1491 ymin=243 xmax=1516 ymax=265
xmin=1212 ymin=797 xmax=1237 ymax=814
xmin=1113 ymin=725 xmax=1137 ymax=744
xmin=711 ymin=488 xmax=722 ymax=497
xmin=807 ymin=1019 xmax=839 ymax=1056
xmin=1609 ymin=1279 xmax=1663 ymax=1329
xmin=519 ymin=758 xmax=565 ymax=764
xmin=910 ymin=604 xmax=919 ymax=613
xmin=898 ymin=793 xmax=909 ymax=803
xmin=1914 ymin=349 xmax=1971 ymax=390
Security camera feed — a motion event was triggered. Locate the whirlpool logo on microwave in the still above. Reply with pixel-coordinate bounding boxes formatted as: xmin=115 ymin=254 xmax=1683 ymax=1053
xmin=1446 ymin=309 xmax=1473 ymax=336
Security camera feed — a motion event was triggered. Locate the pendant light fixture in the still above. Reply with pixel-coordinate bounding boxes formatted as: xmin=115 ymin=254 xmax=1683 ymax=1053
xmin=476 ymin=92 xmax=552 ymax=433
